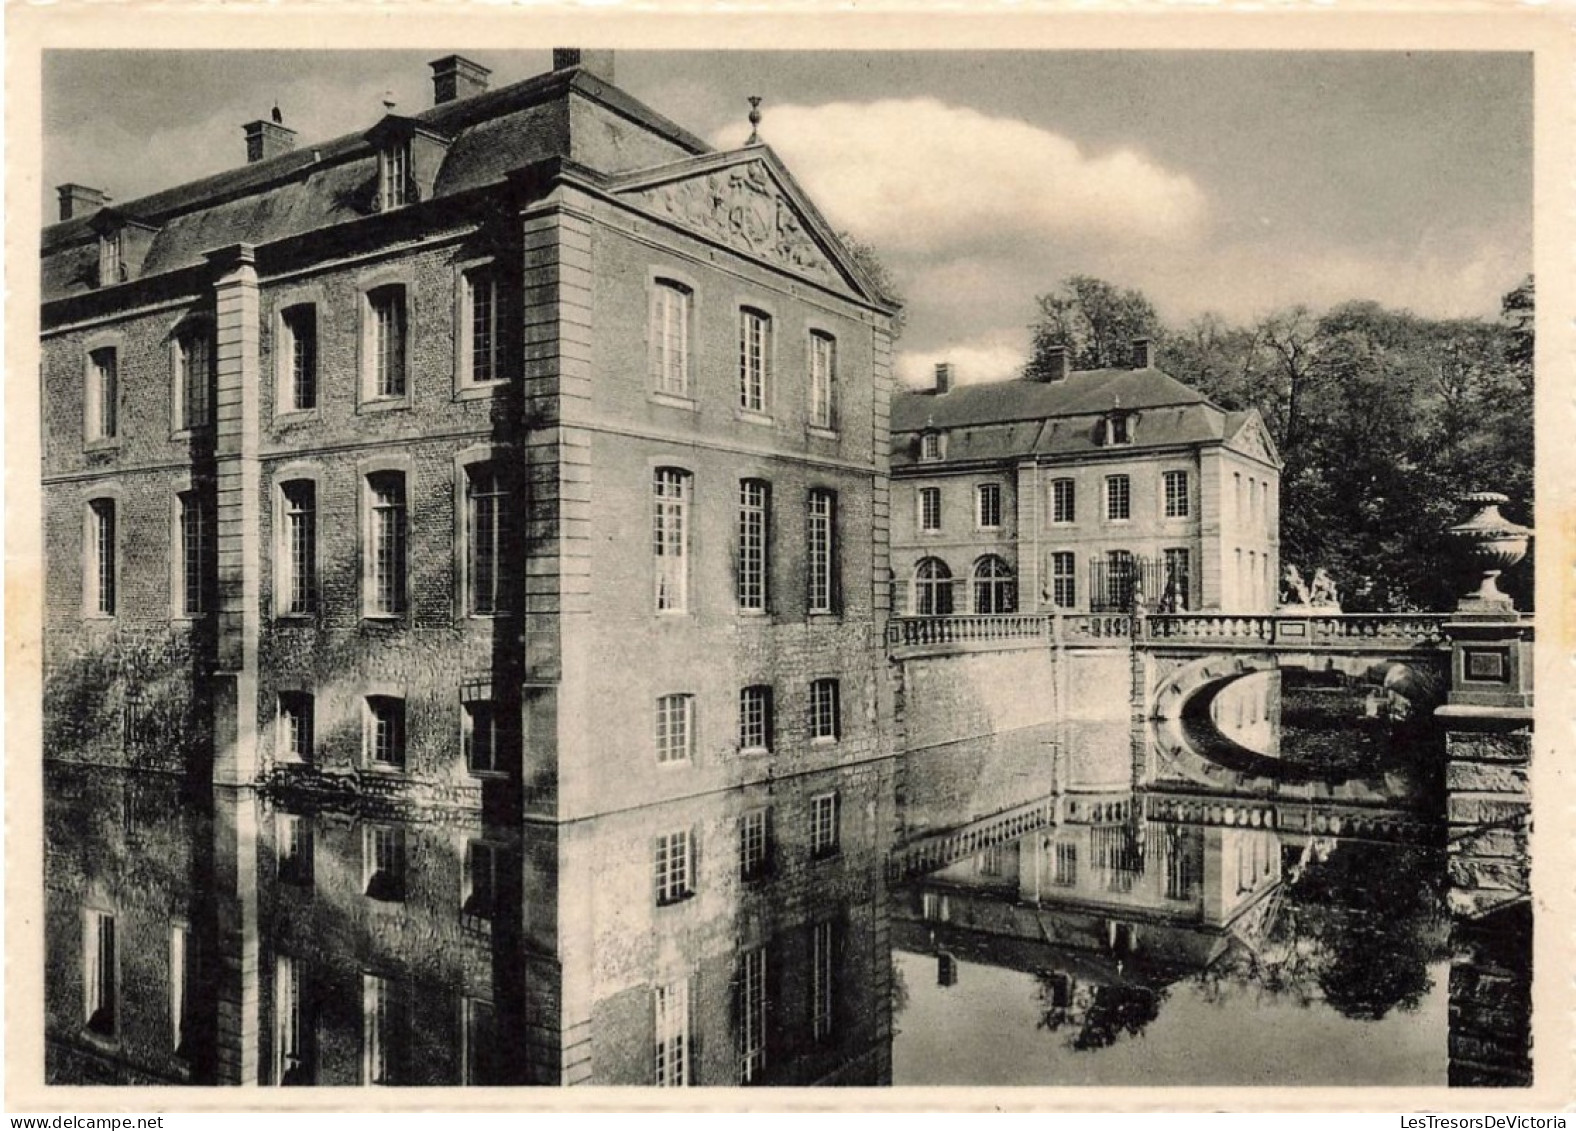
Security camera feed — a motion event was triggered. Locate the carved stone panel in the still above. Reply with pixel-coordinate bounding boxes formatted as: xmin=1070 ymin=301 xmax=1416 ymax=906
xmin=624 ymin=160 xmax=841 ymax=287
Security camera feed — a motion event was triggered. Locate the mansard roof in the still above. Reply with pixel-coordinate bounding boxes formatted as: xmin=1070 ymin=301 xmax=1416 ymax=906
xmin=41 ymin=65 xmax=712 ymax=302
xmin=891 ymin=365 xmax=1281 ymax=470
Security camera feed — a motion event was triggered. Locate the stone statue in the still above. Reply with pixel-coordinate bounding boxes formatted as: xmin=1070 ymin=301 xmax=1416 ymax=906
xmin=1280 ymin=564 xmax=1310 ymax=606
xmin=1309 ymin=567 xmax=1340 ymax=609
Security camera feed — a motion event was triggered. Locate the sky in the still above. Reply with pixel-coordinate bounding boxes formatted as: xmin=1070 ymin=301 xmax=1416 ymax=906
xmin=43 ymin=49 xmax=1532 ymax=388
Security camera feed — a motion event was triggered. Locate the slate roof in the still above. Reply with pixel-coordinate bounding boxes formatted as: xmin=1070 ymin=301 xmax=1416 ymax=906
xmin=891 ymin=366 xmax=1256 ymax=469
xmin=41 ymin=65 xmax=711 ymax=303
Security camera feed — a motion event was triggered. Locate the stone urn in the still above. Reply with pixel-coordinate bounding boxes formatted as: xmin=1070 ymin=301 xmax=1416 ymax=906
xmin=1448 ymin=491 xmax=1531 ymax=612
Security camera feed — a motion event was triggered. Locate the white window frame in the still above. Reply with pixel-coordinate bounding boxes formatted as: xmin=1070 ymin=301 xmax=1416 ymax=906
xmin=1164 ymin=470 xmax=1190 ymax=519
xmin=811 ymin=920 xmax=835 ymax=1041
xmin=739 ymin=807 xmax=770 ymax=882
xmin=649 ymin=279 xmax=693 ymax=400
xmin=364 ymin=695 xmax=407 ymax=772
xmin=175 ymin=488 xmax=211 ymax=618
xmin=464 ymin=462 xmax=506 ymax=616
xmin=276 ymin=477 xmax=319 ymax=617
xmin=976 ymin=482 xmax=1003 ymax=530
xmin=459 ymin=266 xmax=503 ymax=390
xmin=653 ymin=468 xmax=691 ymax=614
xmin=362 ymin=284 xmax=408 ymax=406
xmin=740 ymin=947 xmax=768 ymax=1083
xmin=85 ymin=347 xmax=119 ymax=444
xmin=1050 ymin=478 xmax=1075 ymax=525
xmin=808 ymin=678 xmax=840 ymax=743
xmin=1105 ymin=475 xmax=1131 ymax=523
xmin=275 ymin=953 xmax=308 ymax=1084
xmin=738 ymin=685 xmax=772 ymax=755
xmin=83 ymin=908 xmax=118 ymax=1038
xmin=920 ymin=432 xmax=942 ymax=462
xmin=808 ymin=330 xmax=837 ymax=432
xmin=737 ymin=479 xmax=770 ymax=614
xmin=918 ymin=487 xmax=942 ymax=533
xmin=173 ymin=325 xmax=214 ymax=434
xmin=738 ymin=307 xmax=773 ymax=417
xmin=362 ymin=823 xmax=407 ymax=901
xmin=277 ymin=690 xmax=314 ymax=764
xmin=278 ymin=302 xmax=319 ymax=415
xmin=277 ymin=812 xmax=313 ymax=887
xmin=378 ymin=141 xmax=412 ymax=211
xmin=807 ymin=489 xmax=837 ymax=615
xmin=654 ymin=829 xmax=694 ymax=906
xmin=1050 ymin=551 xmax=1077 ymax=610
xmin=170 ymin=922 xmax=193 ymax=1054
xmin=655 ymin=693 xmax=694 ymax=765
xmin=363 ymin=469 xmax=408 ymax=618
xmin=84 ymin=496 xmax=118 ymax=618
xmin=99 ymin=230 xmax=123 ymax=287
xmin=653 ymin=979 xmax=691 ymax=1086
xmin=362 ymin=973 xmax=400 ymax=1085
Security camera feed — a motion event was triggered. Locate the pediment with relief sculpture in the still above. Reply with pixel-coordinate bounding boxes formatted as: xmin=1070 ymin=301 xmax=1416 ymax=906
xmin=1228 ymin=412 xmax=1281 ymax=467
xmin=617 ymin=155 xmax=855 ymax=294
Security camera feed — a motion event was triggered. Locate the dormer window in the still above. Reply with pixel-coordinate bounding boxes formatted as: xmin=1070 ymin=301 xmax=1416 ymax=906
xmin=98 ymin=231 xmax=123 ymax=287
xmin=379 ymin=140 xmax=413 ymax=211
xmin=920 ymin=431 xmax=944 ymax=461
xmin=1105 ymin=413 xmax=1134 ymax=446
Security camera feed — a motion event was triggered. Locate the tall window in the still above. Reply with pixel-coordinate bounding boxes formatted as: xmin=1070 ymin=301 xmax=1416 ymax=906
xmin=83 ymin=910 xmax=117 ymax=1036
xmin=737 ymin=479 xmax=770 ymax=613
xmin=170 ymin=924 xmax=194 ymax=1053
xmin=809 ymin=331 xmax=837 ymax=429
xmin=649 ymin=281 xmax=691 ymax=397
xmin=365 ymin=696 xmax=406 ymax=771
xmin=277 ymin=813 xmax=313 ymax=887
xmin=378 ymin=142 xmax=412 ymax=211
xmin=1050 ymin=551 xmax=1076 ymax=609
xmin=739 ymin=807 xmax=771 ymax=881
xmin=276 ymin=953 xmax=311 ymax=1084
xmin=1105 ymin=475 xmax=1131 ymax=521
xmin=462 ymin=840 xmax=498 ymax=923
xmin=973 ymin=555 xmax=1016 ymax=614
xmin=87 ymin=348 xmax=118 ymax=441
xmin=808 ymin=679 xmax=841 ymax=742
xmin=367 ymin=286 xmax=407 ymax=399
xmin=178 ymin=490 xmax=212 ymax=616
xmin=461 ymin=998 xmax=499 ymax=1086
xmin=463 ymin=698 xmax=499 ymax=775
xmin=739 ymin=308 xmax=771 ymax=413
xmin=281 ymin=305 xmax=317 ymax=412
xmin=1105 ymin=549 xmax=1136 ymax=610
xmin=812 ymin=920 xmax=836 ymax=1040
xmin=653 ymin=980 xmax=690 ymax=1087
xmin=739 ymin=685 xmax=773 ymax=754
xmin=807 ymin=489 xmax=837 ymax=614
xmin=1053 ymin=842 xmax=1078 ymax=886
xmin=918 ymin=487 xmax=941 ymax=533
xmin=279 ymin=481 xmax=317 ymax=615
xmin=464 ymin=269 xmax=501 ymax=386
xmin=87 ymin=499 xmax=116 ymax=616
xmin=1163 ymin=547 xmax=1192 ymax=611
xmin=466 ymin=464 xmax=506 ymax=615
xmin=176 ymin=328 xmax=213 ymax=431
xmin=976 ymin=482 xmax=1003 ymax=529
xmin=656 ymin=693 xmax=694 ymax=765
xmin=362 ymin=973 xmax=401 ymax=1085
xmin=810 ymin=792 xmax=840 ymax=859
xmin=278 ymin=692 xmax=314 ymax=763
xmin=653 ymin=469 xmax=689 ymax=613
xmin=99 ymin=231 xmax=122 ymax=287
xmin=739 ymin=947 xmax=768 ymax=1083
xmin=654 ymin=830 xmax=694 ymax=905
xmin=913 ymin=557 xmax=953 ymax=616
xmin=366 ymin=472 xmax=407 ymax=615
xmin=1164 ymin=470 xmax=1190 ymax=519
xmin=1050 ymin=478 xmax=1075 ymax=524
xmin=363 ymin=824 xmax=406 ymax=902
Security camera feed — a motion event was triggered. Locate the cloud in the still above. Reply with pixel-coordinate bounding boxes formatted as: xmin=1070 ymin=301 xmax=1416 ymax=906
xmin=895 ymin=334 xmax=1029 ymax=390
xmin=713 ymin=99 xmax=1208 ymax=257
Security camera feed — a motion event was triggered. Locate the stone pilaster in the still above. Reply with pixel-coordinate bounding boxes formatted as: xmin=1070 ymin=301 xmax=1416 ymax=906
xmin=211 ymin=785 xmax=261 ymax=1084
xmin=206 ymin=244 xmax=261 ymax=787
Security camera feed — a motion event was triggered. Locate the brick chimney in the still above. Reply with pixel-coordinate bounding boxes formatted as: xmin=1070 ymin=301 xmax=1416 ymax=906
xmin=56 ymin=183 xmax=109 ymax=222
xmin=430 ymin=55 xmax=491 ymax=105
xmin=1042 ymin=344 xmax=1070 ymax=383
xmin=1132 ymin=337 xmax=1153 ymax=369
xmin=934 ymin=362 xmax=955 ymax=395
xmin=553 ymin=48 xmax=615 ymax=85
xmin=243 ymin=119 xmax=297 ymax=164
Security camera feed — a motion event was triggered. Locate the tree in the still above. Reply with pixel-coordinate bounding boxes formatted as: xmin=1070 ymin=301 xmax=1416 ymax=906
xmin=1026 ymin=275 xmax=1160 ymax=376
xmin=838 ymin=230 xmax=907 ymax=340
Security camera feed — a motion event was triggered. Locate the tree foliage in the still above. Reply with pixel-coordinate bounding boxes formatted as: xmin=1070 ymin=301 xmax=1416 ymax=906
xmin=1028 ymin=275 xmax=1535 ymax=611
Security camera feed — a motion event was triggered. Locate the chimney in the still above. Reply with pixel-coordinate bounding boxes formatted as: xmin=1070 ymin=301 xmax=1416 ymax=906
xmin=1132 ymin=336 xmax=1153 ymax=369
xmin=243 ymin=119 xmax=297 ymax=164
xmin=1043 ymin=344 xmax=1070 ymax=383
xmin=934 ymin=362 xmax=955 ymax=395
xmin=56 ymin=183 xmax=109 ymax=222
xmin=552 ymin=48 xmax=616 ymax=85
xmin=430 ymin=55 xmax=491 ymax=105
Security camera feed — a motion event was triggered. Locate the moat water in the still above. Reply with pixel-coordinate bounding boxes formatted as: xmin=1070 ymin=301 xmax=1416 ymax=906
xmin=42 ymin=670 xmax=1525 ymax=1087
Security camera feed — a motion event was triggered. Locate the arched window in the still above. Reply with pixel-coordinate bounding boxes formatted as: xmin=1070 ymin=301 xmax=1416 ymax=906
xmin=972 ymin=555 xmax=1016 ymax=614
xmin=913 ymin=558 xmax=954 ymax=616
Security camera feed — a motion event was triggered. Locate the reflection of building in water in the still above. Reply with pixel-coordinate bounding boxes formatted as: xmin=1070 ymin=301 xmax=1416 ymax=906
xmin=1208 ymin=671 xmax=1281 ymax=758
xmin=42 ymin=49 xmax=898 ymax=1086
xmin=47 ymin=759 xmax=894 ymax=1086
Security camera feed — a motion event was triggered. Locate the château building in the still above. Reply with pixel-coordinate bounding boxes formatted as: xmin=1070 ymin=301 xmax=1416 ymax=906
xmin=42 ymin=50 xmax=898 ymax=1086
xmin=889 ymin=342 xmax=1283 ymax=617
